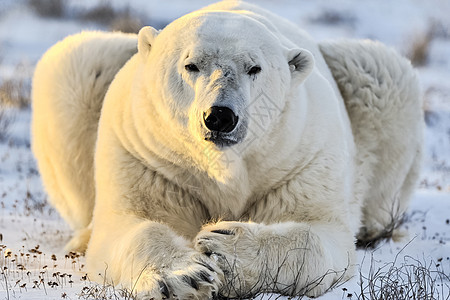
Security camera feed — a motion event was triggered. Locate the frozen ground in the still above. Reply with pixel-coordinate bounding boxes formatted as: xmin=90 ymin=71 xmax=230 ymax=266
xmin=0 ymin=0 xmax=449 ymax=299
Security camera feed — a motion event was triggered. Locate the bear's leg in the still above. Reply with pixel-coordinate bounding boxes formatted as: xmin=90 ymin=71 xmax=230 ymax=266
xmin=64 ymin=224 xmax=92 ymax=253
xmin=195 ymin=221 xmax=354 ymax=298
xmin=86 ymin=217 xmax=223 ymax=299
xmin=320 ymin=40 xmax=423 ymax=246
xmin=357 ymin=146 xmax=422 ymax=246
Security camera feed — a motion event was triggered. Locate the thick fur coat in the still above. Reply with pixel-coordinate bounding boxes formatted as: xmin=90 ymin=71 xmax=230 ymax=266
xmin=32 ymin=1 xmax=422 ymax=299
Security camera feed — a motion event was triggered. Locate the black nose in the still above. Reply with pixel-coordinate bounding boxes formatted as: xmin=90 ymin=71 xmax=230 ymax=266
xmin=203 ymin=106 xmax=238 ymax=133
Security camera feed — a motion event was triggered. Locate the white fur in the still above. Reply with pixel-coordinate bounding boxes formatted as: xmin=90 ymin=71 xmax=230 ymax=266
xmin=32 ymin=31 xmax=137 ymax=252
xmin=319 ymin=40 xmax=423 ymax=241
xmin=31 ymin=1 xmax=422 ymax=298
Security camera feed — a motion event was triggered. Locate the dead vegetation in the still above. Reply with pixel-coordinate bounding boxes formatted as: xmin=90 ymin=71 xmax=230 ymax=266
xmin=210 ymin=208 xmax=450 ymax=300
xmin=78 ymin=273 xmax=137 ymax=300
xmin=110 ymin=14 xmax=144 ymax=34
xmin=28 ymin=0 xmax=65 ymax=18
xmin=407 ymin=29 xmax=434 ymax=67
xmin=0 ymin=62 xmax=24 ymax=142
xmin=406 ymin=19 xmax=450 ymax=67
xmin=356 ymin=196 xmax=407 ymax=249
xmin=0 ymin=78 xmax=30 ymax=109
xmin=0 ymin=62 xmax=32 ymax=109
xmin=0 ymin=107 xmax=13 ymax=142
xmin=422 ymin=85 xmax=450 ymax=192
xmin=309 ymin=9 xmax=356 ymax=27
xmin=27 ymin=0 xmax=146 ymax=33
xmin=356 ymin=243 xmax=450 ymax=300
xmin=79 ymin=2 xmax=144 ymax=34
xmin=0 ymin=245 xmax=84 ymax=299
xmin=212 ymin=245 xmax=450 ymax=300
xmin=210 ymin=240 xmax=351 ymax=300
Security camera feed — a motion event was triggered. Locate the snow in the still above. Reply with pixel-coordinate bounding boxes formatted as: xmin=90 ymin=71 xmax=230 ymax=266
xmin=0 ymin=0 xmax=449 ymax=299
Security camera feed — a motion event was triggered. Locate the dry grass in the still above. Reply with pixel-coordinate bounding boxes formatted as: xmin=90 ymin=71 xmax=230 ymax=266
xmin=356 ymin=216 xmax=406 ymax=250
xmin=0 ymin=62 xmax=32 ymax=109
xmin=28 ymin=0 xmax=65 ymax=18
xmin=213 ymin=243 xmax=351 ymax=299
xmin=77 ymin=274 xmax=137 ymax=300
xmin=309 ymin=9 xmax=356 ymax=27
xmin=110 ymin=14 xmax=144 ymax=34
xmin=0 ymin=61 xmax=26 ymax=141
xmin=80 ymin=2 xmax=118 ymax=25
xmin=357 ymin=195 xmax=407 ymax=249
xmin=0 ymin=246 xmax=81 ymax=299
xmin=0 ymin=78 xmax=30 ymax=109
xmin=79 ymin=2 xmax=144 ymax=33
xmin=27 ymin=0 xmax=146 ymax=33
xmin=0 ymin=243 xmax=137 ymax=300
xmin=405 ymin=20 xmax=447 ymax=67
xmin=356 ymin=243 xmax=450 ymax=300
xmin=0 ymin=107 xmax=13 ymax=142
xmin=0 ymin=64 xmax=30 ymax=142
xmin=407 ymin=30 xmax=434 ymax=67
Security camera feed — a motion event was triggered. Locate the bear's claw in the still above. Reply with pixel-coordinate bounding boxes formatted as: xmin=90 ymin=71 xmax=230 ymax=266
xmin=210 ymin=229 xmax=235 ymax=235
xmin=158 ymin=280 xmax=170 ymax=299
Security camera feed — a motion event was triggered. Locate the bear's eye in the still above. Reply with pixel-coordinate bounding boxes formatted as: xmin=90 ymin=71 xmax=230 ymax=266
xmin=247 ymin=66 xmax=262 ymax=76
xmin=185 ymin=64 xmax=200 ymax=72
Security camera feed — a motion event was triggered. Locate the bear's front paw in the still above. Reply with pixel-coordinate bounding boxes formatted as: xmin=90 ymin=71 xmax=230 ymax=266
xmin=135 ymin=254 xmax=223 ymax=300
xmin=194 ymin=222 xmax=264 ymax=298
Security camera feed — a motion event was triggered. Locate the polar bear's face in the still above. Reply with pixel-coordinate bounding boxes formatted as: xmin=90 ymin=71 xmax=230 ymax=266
xmin=136 ymin=12 xmax=313 ymax=177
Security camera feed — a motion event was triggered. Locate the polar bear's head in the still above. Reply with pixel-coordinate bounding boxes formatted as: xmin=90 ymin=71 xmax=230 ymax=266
xmin=135 ymin=11 xmax=314 ymax=182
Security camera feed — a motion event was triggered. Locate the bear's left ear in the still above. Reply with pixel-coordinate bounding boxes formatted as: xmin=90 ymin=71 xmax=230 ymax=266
xmin=287 ymin=48 xmax=314 ymax=84
xmin=138 ymin=26 xmax=159 ymax=59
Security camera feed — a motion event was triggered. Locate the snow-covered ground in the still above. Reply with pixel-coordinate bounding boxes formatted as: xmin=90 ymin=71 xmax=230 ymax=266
xmin=0 ymin=1 xmax=449 ymax=299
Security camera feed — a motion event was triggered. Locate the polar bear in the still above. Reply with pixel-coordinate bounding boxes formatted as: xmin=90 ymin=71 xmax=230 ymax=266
xmin=32 ymin=1 xmax=423 ymax=299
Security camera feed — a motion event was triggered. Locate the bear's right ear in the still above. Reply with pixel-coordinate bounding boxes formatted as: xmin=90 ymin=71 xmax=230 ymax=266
xmin=138 ymin=26 xmax=159 ymax=58
xmin=287 ymin=48 xmax=315 ymax=84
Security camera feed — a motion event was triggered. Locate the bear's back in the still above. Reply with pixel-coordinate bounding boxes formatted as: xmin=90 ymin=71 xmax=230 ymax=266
xmin=31 ymin=31 xmax=137 ymax=237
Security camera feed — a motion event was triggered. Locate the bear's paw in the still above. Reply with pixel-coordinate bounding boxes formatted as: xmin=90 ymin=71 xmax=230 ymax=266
xmin=135 ymin=253 xmax=223 ymax=300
